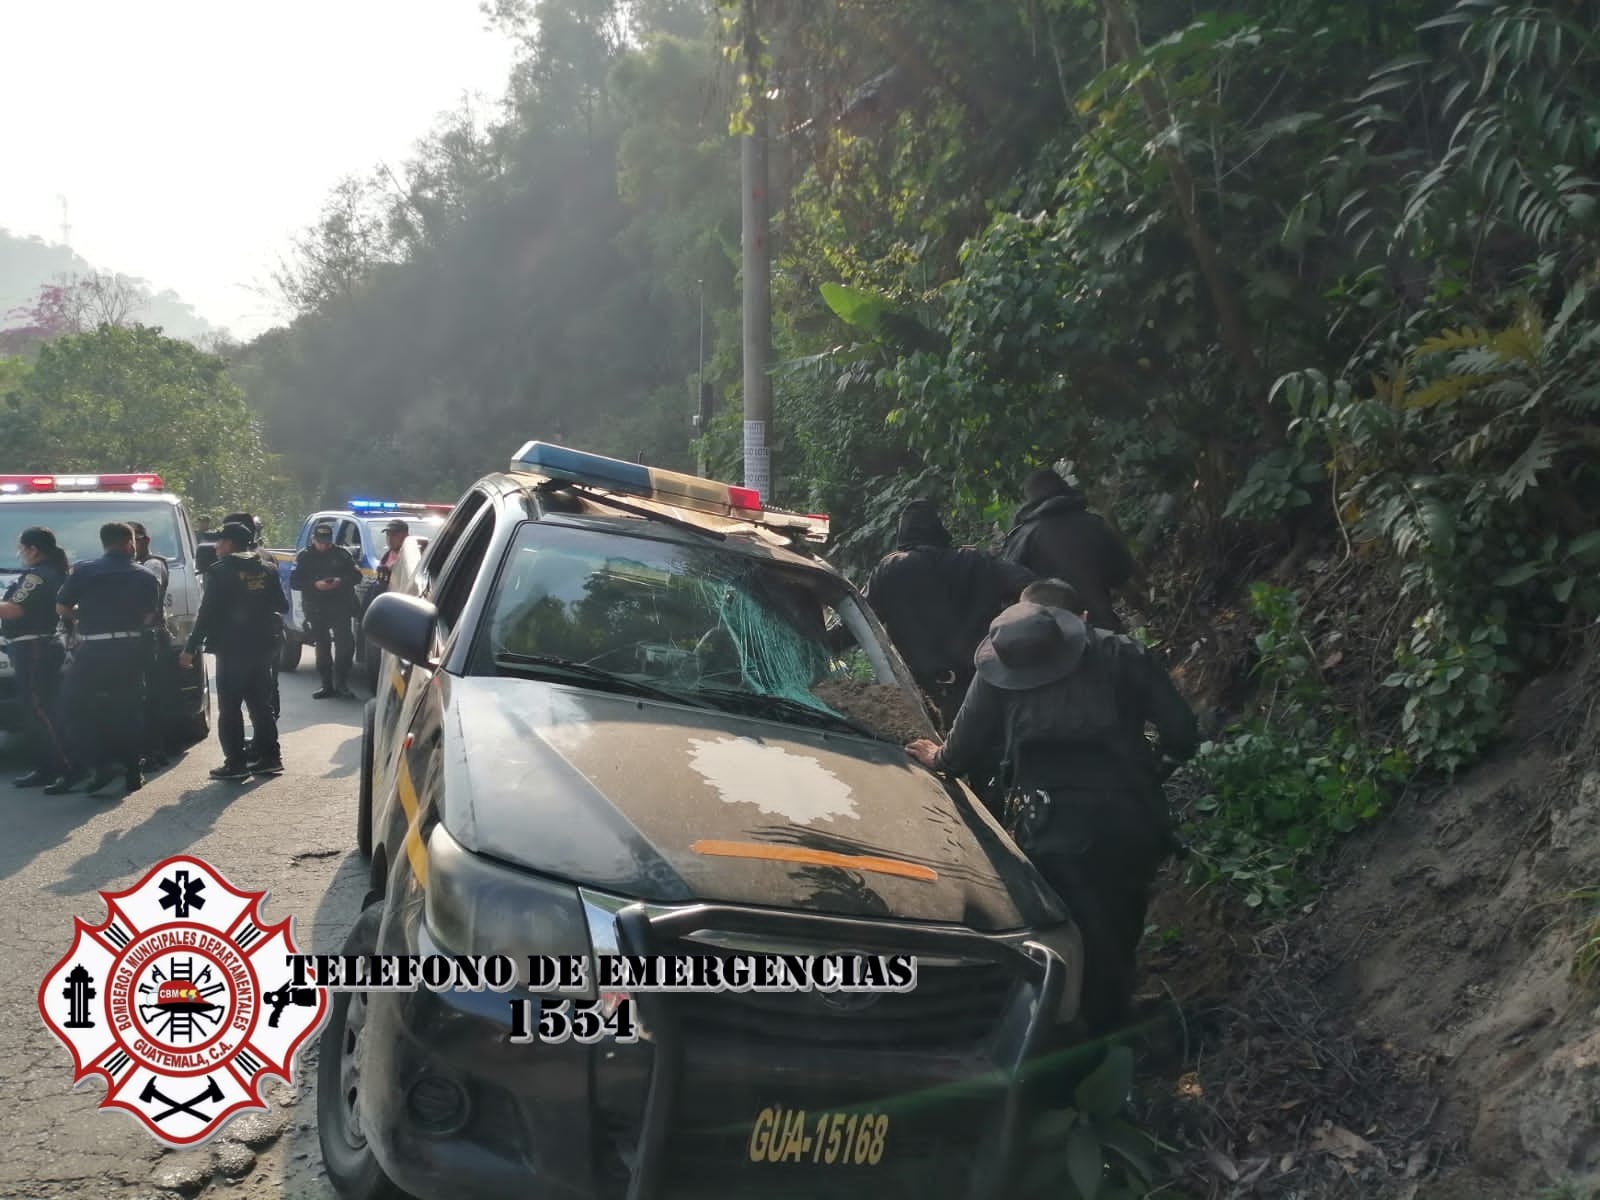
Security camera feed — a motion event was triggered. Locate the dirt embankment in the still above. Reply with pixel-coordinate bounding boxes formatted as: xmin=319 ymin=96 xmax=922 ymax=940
xmin=1137 ymin=643 xmax=1600 ymax=1199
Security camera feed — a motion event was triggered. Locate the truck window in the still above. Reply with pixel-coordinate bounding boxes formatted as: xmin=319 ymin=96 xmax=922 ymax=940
xmin=337 ymin=519 xmax=363 ymax=561
xmin=433 ymin=510 xmax=495 ymax=638
xmin=420 ymin=490 xmax=487 ymax=586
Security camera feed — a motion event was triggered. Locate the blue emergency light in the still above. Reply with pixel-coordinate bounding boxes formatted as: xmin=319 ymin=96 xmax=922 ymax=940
xmin=349 ymin=499 xmax=454 ymax=514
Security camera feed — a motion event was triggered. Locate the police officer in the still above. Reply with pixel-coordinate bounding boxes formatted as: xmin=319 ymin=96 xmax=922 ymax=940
xmin=1 ymin=527 xmax=76 ymax=788
xmin=375 ymin=518 xmax=407 ymax=588
xmin=49 ymin=522 xmax=160 ymax=796
xmin=863 ymin=500 xmax=1035 ymax=728
xmin=129 ymin=520 xmax=173 ymax=768
xmin=290 ymin=520 xmax=360 ymax=699
xmin=222 ymin=512 xmax=285 ymax=725
xmin=180 ymin=522 xmax=288 ymax=780
xmin=905 ymin=582 xmax=1198 ymax=1034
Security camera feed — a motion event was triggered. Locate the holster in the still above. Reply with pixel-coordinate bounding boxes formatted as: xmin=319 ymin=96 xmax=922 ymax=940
xmin=1002 ymin=787 xmax=1056 ymax=852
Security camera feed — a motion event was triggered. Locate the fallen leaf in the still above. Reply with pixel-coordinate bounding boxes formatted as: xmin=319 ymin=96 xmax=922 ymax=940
xmin=1310 ymin=1122 xmax=1387 ymax=1168
xmin=1406 ymin=1147 xmax=1429 ymax=1178
xmin=1279 ymin=1153 xmax=1296 ymax=1174
xmin=1322 ymin=651 xmax=1344 ymax=669
xmin=1206 ymin=1146 xmax=1241 ymax=1183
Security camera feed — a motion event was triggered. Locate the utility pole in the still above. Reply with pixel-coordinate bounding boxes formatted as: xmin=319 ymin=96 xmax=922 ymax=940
xmin=58 ymin=195 xmax=72 ymax=248
xmin=739 ymin=0 xmax=772 ymax=503
xmin=695 ymin=278 xmax=711 ymax=475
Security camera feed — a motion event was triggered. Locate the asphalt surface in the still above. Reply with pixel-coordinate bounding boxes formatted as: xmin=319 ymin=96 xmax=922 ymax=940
xmin=1 ymin=661 xmax=370 ymax=1200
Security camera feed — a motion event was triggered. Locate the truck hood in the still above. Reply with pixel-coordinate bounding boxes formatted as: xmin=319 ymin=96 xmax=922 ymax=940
xmin=441 ymin=677 xmax=1064 ymax=932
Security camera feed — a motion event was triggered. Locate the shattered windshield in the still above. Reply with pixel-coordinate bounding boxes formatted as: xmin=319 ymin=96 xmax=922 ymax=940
xmin=471 ymin=521 xmax=934 ymax=742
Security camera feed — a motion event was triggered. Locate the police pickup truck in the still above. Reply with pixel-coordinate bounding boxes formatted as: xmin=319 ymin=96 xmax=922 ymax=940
xmin=319 ymin=442 xmax=1087 ymax=1200
xmin=263 ymin=500 xmax=450 ymax=682
xmin=0 ymin=473 xmax=209 ymax=744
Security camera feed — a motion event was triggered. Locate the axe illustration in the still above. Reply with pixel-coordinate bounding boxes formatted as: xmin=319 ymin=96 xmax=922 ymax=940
xmin=140 ymin=1074 xmax=224 ymax=1122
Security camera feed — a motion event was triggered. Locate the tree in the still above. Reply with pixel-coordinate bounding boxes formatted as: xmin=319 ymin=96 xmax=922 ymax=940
xmin=0 ymin=326 xmax=295 ymax=519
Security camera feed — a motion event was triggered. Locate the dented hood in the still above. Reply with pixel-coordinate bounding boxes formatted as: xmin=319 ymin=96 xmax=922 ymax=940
xmin=440 ymin=677 xmax=1064 ymax=932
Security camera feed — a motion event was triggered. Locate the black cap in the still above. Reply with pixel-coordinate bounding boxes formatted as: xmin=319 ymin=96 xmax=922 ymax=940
xmin=218 ymin=522 xmax=255 ymax=546
xmin=382 ymin=519 xmax=409 ymax=535
xmin=312 ymin=522 xmax=334 ymax=539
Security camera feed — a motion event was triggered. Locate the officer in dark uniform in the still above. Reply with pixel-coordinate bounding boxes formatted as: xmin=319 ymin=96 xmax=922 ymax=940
xmin=180 ymin=521 xmax=288 ymax=780
xmin=49 ymin=522 xmax=160 ymax=796
xmin=290 ymin=520 xmax=361 ymax=699
xmin=222 ymin=512 xmax=284 ymax=725
xmin=1 ymin=526 xmax=76 ymax=788
xmin=129 ymin=521 xmax=173 ymax=768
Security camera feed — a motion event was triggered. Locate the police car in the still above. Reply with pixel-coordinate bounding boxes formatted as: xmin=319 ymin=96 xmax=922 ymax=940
xmin=264 ymin=501 xmax=451 ymax=679
xmin=0 ymin=473 xmax=209 ymax=743
xmin=317 ymin=443 xmax=1086 ymax=1200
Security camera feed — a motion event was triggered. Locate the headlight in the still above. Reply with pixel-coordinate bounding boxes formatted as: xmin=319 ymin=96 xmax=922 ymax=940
xmin=422 ymin=824 xmax=594 ymax=994
xmin=1029 ymin=922 xmax=1085 ymax=1024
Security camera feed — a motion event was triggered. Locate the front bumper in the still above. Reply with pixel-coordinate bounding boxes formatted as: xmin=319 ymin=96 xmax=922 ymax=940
xmin=361 ymin=896 xmax=1077 ymax=1200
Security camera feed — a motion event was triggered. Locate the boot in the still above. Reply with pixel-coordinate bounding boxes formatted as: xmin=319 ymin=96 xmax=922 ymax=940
xmin=43 ymin=769 xmax=87 ymax=795
xmin=312 ymin=684 xmax=335 ymax=699
xmin=210 ymin=762 xmax=252 ymax=781
xmin=83 ymin=767 xmax=122 ymax=796
xmin=125 ymin=765 xmax=145 ymax=795
xmin=14 ymin=769 xmax=53 ymax=788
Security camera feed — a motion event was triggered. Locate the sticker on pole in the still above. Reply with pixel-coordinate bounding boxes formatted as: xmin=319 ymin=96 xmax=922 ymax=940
xmin=37 ymin=854 xmax=329 ymax=1146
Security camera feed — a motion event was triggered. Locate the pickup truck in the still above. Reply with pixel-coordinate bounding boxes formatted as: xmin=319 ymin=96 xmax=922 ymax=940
xmin=263 ymin=501 xmax=450 ymax=687
xmin=0 ymin=472 xmax=210 ymax=746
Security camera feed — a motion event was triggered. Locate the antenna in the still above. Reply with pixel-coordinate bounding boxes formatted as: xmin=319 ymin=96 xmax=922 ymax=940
xmin=58 ymin=195 xmax=71 ymax=247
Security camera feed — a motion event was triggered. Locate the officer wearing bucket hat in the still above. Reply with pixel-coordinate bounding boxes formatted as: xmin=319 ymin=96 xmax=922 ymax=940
xmin=906 ymin=591 xmax=1198 ymax=1033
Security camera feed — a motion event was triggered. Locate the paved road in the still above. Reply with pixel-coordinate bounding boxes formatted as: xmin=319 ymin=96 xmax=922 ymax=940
xmin=1 ymin=662 xmax=370 ymax=1200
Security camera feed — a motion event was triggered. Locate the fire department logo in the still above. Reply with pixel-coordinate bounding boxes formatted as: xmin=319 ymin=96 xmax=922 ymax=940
xmin=37 ymin=854 xmax=329 ymax=1146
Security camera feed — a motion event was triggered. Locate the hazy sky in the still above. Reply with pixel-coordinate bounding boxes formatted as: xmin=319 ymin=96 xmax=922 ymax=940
xmin=0 ymin=0 xmax=519 ymax=339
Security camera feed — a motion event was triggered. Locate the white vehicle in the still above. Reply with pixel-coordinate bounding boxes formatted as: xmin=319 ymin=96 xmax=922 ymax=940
xmin=0 ymin=472 xmax=210 ymax=744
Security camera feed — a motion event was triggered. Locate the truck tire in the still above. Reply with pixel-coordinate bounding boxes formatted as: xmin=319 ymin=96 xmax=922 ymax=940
xmin=169 ymin=658 xmax=211 ymax=746
xmin=278 ymin=637 xmax=303 ymax=673
xmin=357 ymin=700 xmax=376 ymax=860
xmin=316 ymin=903 xmax=406 ymax=1200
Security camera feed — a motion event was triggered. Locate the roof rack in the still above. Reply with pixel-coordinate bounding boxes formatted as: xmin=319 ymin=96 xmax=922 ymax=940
xmin=509 ymin=442 xmax=829 ymax=544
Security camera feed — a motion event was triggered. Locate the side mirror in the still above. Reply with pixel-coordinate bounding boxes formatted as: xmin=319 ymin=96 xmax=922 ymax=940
xmin=362 ymin=592 xmax=438 ymax=666
xmin=195 ymin=543 xmax=218 ymax=573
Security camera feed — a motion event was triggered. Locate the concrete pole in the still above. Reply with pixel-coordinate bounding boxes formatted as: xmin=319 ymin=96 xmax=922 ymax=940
xmin=740 ymin=0 xmax=772 ymax=502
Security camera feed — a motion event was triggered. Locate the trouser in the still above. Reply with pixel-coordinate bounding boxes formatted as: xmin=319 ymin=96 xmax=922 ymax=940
xmin=307 ymin=609 xmax=354 ymax=689
xmin=217 ymin=650 xmax=278 ymax=764
xmin=60 ymin=640 xmax=146 ymax=774
xmin=1014 ymin=787 xmax=1166 ymax=1035
xmin=140 ymin=629 xmax=174 ymax=759
xmin=267 ymin=627 xmax=283 ymax=719
xmin=6 ymin=639 xmax=72 ymax=777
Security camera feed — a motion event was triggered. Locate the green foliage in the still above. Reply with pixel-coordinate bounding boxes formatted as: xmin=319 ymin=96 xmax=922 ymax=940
xmin=1187 ymin=584 xmax=1409 ymax=910
xmin=1023 ymin=1047 xmax=1163 ymax=1199
xmin=0 ymin=326 xmax=296 ymax=523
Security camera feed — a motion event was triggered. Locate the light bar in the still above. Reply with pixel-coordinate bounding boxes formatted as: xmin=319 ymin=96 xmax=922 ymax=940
xmin=349 ymin=499 xmax=454 ymax=514
xmin=0 ymin=473 xmax=163 ymax=493
xmin=509 ymin=441 xmax=829 ymax=542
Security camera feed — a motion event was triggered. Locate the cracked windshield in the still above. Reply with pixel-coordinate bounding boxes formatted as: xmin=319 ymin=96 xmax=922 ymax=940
xmin=3 ymin=1 xmax=1598 ymax=1199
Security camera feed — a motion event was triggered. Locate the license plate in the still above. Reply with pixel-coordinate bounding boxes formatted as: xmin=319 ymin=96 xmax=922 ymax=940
xmin=748 ymin=1105 xmax=890 ymax=1166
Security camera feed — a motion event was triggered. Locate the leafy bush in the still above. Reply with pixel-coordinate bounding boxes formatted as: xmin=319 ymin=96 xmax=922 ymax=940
xmin=1186 ymin=584 xmax=1409 ymax=909
xmin=1025 ymin=1046 xmax=1163 ymax=1200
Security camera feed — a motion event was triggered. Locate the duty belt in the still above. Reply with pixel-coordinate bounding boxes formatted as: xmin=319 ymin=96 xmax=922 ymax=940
xmin=2 ymin=633 xmax=54 ymax=645
xmin=79 ymin=631 xmax=143 ymax=641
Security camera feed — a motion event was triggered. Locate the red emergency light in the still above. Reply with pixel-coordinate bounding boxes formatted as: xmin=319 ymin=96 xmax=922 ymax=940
xmin=0 ymin=473 xmax=164 ymax=494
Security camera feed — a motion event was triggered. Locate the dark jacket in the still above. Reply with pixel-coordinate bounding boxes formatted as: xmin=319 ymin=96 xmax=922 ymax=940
xmin=864 ymin=508 xmax=1034 ymax=693
xmin=2 ymin=563 xmax=66 ymax=639
xmin=186 ymin=553 xmax=290 ymax=657
xmin=936 ymin=628 xmax=1198 ymax=818
xmin=289 ymin=544 xmax=362 ymax=615
xmin=57 ymin=552 xmax=160 ymax=636
xmin=1002 ymin=489 xmax=1134 ymax=633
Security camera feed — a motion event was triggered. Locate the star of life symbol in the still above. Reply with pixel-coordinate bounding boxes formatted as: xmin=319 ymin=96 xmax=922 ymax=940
xmin=37 ymin=855 xmax=329 ymax=1146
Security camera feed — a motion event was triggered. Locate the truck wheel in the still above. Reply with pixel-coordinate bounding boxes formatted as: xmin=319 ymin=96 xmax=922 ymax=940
xmin=278 ymin=638 xmax=303 ymax=673
xmin=316 ymin=903 xmax=406 ymax=1200
xmin=169 ymin=660 xmax=211 ymax=745
xmin=357 ymin=700 xmax=376 ymax=860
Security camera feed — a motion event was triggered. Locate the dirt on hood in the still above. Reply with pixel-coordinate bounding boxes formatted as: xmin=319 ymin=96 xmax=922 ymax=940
xmin=1136 ymin=642 xmax=1600 ymax=1199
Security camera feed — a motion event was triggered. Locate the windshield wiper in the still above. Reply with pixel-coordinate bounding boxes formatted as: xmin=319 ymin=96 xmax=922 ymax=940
xmin=692 ymin=687 xmax=882 ymax=740
xmin=493 ymin=653 xmax=713 ymax=709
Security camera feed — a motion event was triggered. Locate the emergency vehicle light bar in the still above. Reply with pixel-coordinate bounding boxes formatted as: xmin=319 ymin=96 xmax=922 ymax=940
xmin=509 ymin=441 xmax=829 ymax=543
xmin=0 ymin=473 xmax=163 ymax=494
xmin=349 ymin=499 xmax=454 ymax=514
